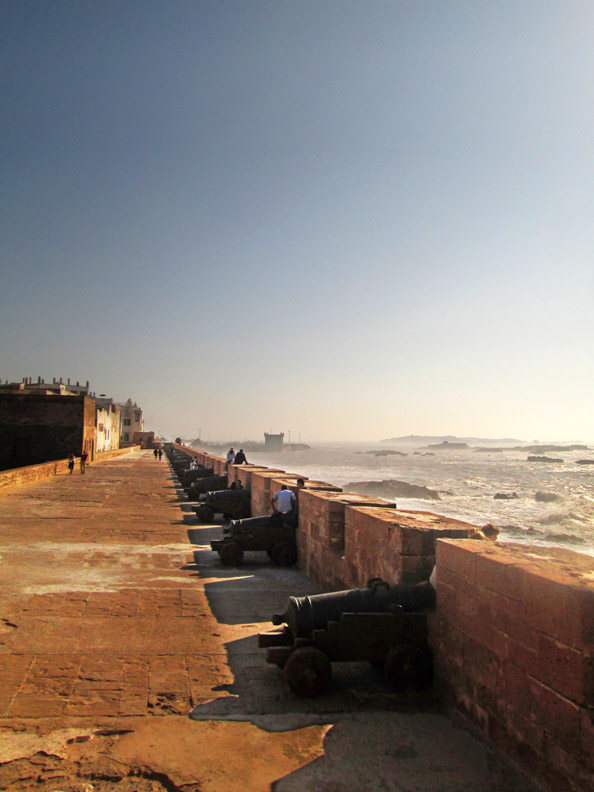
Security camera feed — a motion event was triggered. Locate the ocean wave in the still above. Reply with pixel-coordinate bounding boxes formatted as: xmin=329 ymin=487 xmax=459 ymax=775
xmin=543 ymin=532 xmax=587 ymax=546
xmin=538 ymin=509 xmax=571 ymax=526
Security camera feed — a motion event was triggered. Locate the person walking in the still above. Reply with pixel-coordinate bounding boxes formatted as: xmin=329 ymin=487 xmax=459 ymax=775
xmin=153 ymin=448 xmax=159 ymax=461
xmin=68 ymin=454 xmax=75 ymax=475
xmin=80 ymin=450 xmax=88 ymax=474
xmin=158 ymin=448 xmax=163 ymax=461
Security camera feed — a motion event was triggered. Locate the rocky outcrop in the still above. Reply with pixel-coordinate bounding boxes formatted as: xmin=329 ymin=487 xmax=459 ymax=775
xmin=535 ymin=491 xmax=562 ymax=502
xmin=494 ymin=492 xmax=519 ymax=500
xmin=355 ymin=450 xmax=407 ymax=457
xmin=343 ymin=479 xmax=440 ymax=501
xmin=527 ymin=456 xmax=564 ymax=463
xmin=576 ymin=459 xmax=594 ymax=465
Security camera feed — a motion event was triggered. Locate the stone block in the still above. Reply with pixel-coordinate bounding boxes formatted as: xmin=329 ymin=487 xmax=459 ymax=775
xmin=536 ymin=633 xmax=594 ymax=706
xmin=463 ymin=635 xmax=505 ymax=693
xmin=528 ymin=677 xmax=582 ymax=757
xmin=436 ymin=539 xmax=477 ymax=581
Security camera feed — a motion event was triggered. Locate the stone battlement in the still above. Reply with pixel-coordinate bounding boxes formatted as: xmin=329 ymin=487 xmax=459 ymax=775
xmin=178 ymin=442 xmax=594 ymax=792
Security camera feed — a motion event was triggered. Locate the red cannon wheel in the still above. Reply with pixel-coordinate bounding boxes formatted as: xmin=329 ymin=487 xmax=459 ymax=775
xmin=283 ymin=647 xmax=332 ymax=698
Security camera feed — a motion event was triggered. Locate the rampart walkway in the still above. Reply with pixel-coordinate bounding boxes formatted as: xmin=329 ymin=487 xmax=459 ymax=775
xmin=0 ymin=451 xmax=534 ymax=791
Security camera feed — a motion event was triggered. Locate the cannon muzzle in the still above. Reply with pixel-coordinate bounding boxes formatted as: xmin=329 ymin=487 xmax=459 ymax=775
xmin=272 ymin=579 xmax=434 ymax=638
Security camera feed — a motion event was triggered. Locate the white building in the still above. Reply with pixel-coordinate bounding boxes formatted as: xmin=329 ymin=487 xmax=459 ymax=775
xmin=119 ymin=398 xmax=143 ymax=447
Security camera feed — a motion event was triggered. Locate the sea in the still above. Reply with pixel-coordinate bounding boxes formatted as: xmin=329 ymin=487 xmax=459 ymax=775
xmin=239 ymin=443 xmax=594 ymax=557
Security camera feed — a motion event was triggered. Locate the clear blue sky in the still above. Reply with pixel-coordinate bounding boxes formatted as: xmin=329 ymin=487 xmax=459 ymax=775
xmin=2 ymin=1 xmax=593 ymax=442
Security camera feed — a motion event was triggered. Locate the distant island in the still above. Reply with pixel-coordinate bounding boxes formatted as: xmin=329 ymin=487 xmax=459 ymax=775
xmin=381 ymin=435 xmax=522 ymax=446
xmin=427 ymin=441 xmax=468 ymax=450
xmin=355 ymin=449 xmax=407 ymax=457
xmin=381 ymin=435 xmax=589 ymax=452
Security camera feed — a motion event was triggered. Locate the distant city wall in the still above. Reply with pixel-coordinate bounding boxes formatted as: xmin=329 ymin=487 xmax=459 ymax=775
xmin=0 ymin=393 xmax=97 ymax=470
xmin=0 ymin=445 xmax=140 ymax=494
xmin=176 ymin=442 xmax=594 ymax=792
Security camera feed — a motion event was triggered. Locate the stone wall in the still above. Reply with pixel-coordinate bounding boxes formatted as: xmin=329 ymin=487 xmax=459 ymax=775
xmin=175 ymin=442 xmax=594 ymax=791
xmin=433 ymin=539 xmax=594 ymax=792
xmin=0 ymin=393 xmax=97 ymax=470
xmin=0 ymin=446 xmax=140 ymax=494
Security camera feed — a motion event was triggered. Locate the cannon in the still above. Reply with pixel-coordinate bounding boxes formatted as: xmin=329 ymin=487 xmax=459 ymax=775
xmin=179 ymin=466 xmax=215 ymax=487
xmin=210 ymin=514 xmax=297 ymax=567
xmin=258 ymin=578 xmax=434 ymax=697
xmin=185 ymin=475 xmax=228 ymax=499
xmin=192 ymin=488 xmax=251 ymax=524
xmin=171 ymin=457 xmax=194 ymax=476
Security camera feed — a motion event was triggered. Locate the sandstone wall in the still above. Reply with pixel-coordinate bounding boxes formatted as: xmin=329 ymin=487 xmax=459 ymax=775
xmin=175 ymin=443 xmax=594 ymax=791
xmin=434 ymin=539 xmax=594 ymax=792
xmin=0 ymin=445 xmax=140 ymax=494
xmin=0 ymin=393 xmax=96 ymax=470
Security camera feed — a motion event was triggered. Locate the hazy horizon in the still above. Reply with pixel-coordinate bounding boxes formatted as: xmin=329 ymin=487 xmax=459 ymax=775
xmin=2 ymin=2 xmax=593 ymax=443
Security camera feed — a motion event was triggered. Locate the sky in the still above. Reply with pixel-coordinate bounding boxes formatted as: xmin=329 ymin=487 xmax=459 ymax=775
xmin=1 ymin=0 xmax=593 ymax=443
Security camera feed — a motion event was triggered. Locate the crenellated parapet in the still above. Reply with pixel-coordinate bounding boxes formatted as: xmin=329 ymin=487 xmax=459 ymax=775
xmin=173 ymin=441 xmax=594 ymax=791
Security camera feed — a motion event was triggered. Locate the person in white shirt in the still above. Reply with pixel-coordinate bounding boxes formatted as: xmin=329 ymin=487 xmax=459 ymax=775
xmin=271 ymin=485 xmax=296 ymax=515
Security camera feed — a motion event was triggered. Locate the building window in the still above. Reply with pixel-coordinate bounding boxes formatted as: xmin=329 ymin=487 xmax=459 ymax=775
xmin=135 ymin=412 xmax=141 ymax=422
xmin=123 ymin=433 xmax=129 ymax=441
xmin=123 ymin=418 xmax=131 ymax=426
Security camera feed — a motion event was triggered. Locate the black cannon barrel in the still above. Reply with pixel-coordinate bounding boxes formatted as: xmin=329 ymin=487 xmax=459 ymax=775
xmin=272 ymin=580 xmax=435 ymax=638
xmin=180 ymin=467 xmax=215 ymax=485
xmin=205 ymin=488 xmax=250 ymax=506
xmin=187 ymin=475 xmax=228 ymax=498
xmin=227 ymin=515 xmax=271 ymax=536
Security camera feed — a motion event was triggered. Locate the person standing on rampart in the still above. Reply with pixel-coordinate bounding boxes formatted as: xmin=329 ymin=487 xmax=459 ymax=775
xmin=234 ymin=449 xmax=247 ymax=464
xmin=80 ymin=450 xmax=88 ymax=474
xmin=68 ymin=454 xmax=75 ymax=475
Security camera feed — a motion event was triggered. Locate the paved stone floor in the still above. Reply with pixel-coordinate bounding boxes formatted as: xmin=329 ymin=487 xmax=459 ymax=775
xmin=0 ymin=451 xmax=538 ymax=791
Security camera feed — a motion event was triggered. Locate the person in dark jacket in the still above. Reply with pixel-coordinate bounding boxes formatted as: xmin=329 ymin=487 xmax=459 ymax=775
xmin=234 ymin=449 xmax=247 ymax=465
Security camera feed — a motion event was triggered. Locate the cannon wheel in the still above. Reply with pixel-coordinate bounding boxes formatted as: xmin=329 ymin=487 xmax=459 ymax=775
xmin=196 ymin=504 xmax=215 ymax=524
xmin=383 ymin=645 xmax=432 ymax=691
xmin=219 ymin=542 xmax=244 ymax=567
xmin=270 ymin=542 xmax=298 ymax=567
xmin=283 ymin=647 xmax=332 ymax=698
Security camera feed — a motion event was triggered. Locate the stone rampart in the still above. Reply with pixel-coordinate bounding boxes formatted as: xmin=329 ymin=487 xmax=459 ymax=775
xmin=434 ymin=539 xmax=594 ymax=792
xmin=174 ymin=442 xmax=594 ymax=790
xmin=0 ymin=445 xmax=140 ymax=494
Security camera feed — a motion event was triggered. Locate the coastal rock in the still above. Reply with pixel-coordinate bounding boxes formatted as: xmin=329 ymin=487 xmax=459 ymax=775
xmin=367 ymin=449 xmax=407 ymax=457
xmin=527 ymin=456 xmax=564 ymax=463
xmin=343 ymin=479 xmax=441 ymax=501
xmin=356 ymin=450 xmax=407 ymax=457
xmin=535 ymin=492 xmax=562 ymax=503
xmin=494 ymin=492 xmax=519 ymax=500
xmin=576 ymin=459 xmax=594 ymax=465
